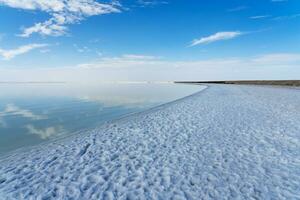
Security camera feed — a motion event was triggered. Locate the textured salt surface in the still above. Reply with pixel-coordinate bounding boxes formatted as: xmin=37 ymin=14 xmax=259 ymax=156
xmin=0 ymin=85 xmax=300 ymax=199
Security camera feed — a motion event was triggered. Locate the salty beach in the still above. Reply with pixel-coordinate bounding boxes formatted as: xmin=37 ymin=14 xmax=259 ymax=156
xmin=0 ymin=84 xmax=300 ymax=199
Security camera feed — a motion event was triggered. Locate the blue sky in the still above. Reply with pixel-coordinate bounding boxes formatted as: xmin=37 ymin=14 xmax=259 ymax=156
xmin=0 ymin=0 xmax=299 ymax=81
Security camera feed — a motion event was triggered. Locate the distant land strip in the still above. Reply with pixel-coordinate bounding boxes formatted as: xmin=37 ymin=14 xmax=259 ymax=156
xmin=175 ymin=80 xmax=300 ymax=87
xmin=0 ymin=81 xmax=67 ymax=84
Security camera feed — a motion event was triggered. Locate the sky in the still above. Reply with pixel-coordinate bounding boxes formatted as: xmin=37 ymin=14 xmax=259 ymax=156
xmin=0 ymin=0 xmax=299 ymax=82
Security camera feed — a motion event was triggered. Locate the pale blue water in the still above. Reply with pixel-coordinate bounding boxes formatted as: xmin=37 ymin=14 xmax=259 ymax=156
xmin=0 ymin=83 xmax=200 ymax=154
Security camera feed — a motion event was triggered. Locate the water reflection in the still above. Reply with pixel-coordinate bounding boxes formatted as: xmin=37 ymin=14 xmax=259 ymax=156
xmin=0 ymin=104 xmax=47 ymax=120
xmin=25 ymin=125 xmax=64 ymax=140
xmin=0 ymin=83 xmax=201 ymax=154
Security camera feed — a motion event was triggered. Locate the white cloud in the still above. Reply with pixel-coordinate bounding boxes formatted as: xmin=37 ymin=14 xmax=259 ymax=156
xmin=250 ymin=15 xmax=271 ymax=19
xmin=77 ymin=53 xmax=300 ymax=70
xmin=78 ymin=54 xmax=161 ymax=69
xmin=227 ymin=6 xmax=248 ymax=12
xmin=39 ymin=49 xmax=51 ymax=53
xmin=0 ymin=104 xmax=46 ymax=120
xmin=0 ymin=0 xmax=121 ymax=37
xmin=20 ymin=19 xmax=68 ymax=37
xmin=0 ymin=43 xmax=48 ymax=60
xmin=73 ymin=44 xmax=90 ymax=53
xmin=273 ymin=13 xmax=300 ymax=20
xmin=271 ymin=0 xmax=288 ymax=2
xmin=0 ymin=53 xmax=299 ymax=82
xmin=122 ymin=54 xmax=159 ymax=60
xmin=89 ymin=38 xmax=101 ymax=43
xmin=26 ymin=124 xmax=63 ymax=139
xmin=137 ymin=0 xmax=168 ymax=7
xmin=190 ymin=31 xmax=243 ymax=46
xmin=252 ymin=53 xmax=300 ymax=64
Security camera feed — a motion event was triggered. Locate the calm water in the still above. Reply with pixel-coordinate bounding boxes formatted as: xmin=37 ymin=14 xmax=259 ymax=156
xmin=0 ymin=83 xmax=201 ymax=155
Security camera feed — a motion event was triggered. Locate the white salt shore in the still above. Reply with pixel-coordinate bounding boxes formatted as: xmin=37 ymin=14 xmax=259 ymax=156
xmin=0 ymin=85 xmax=300 ymax=200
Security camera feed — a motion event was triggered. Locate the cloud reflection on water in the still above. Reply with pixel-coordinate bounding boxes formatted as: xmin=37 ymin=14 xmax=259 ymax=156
xmin=25 ymin=125 xmax=64 ymax=139
xmin=0 ymin=103 xmax=47 ymax=120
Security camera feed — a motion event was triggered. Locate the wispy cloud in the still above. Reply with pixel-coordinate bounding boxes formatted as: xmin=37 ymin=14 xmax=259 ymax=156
xmin=227 ymin=6 xmax=248 ymax=12
xmin=0 ymin=104 xmax=47 ymax=120
xmin=0 ymin=43 xmax=48 ymax=60
xmin=0 ymin=0 xmax=121 ymax=37
xmin=39 ymin=49 xmax=51 ymax=54
xmin=190 ymin=31 xmax=243 ymax=46
xmin=122 ymin=54 xmax=159 ymax=60
xmin=273 ymin=13 xmax=300 ymax=20
xmin=137 ymin=0 xmax=168 ymax=7
xmin=78 ymin=54 xmax=161 ymax=69
xmin=89 ymin=38 xmax=101 ymax=44
xmin=26 ymin=125 xmax=63 ymax=139
xmin=77 ymin=53 xmax=300 ymax=70
xmin=252 ymin=53 xmax=300 ymax=64
xmin=250 ymin=15 xmax=271 ymax=19
xmin=73 ymin=44 xmax=90 ymax=53
xmin=271 ymin=0 xmax=288 ymax=2
xmin=1 ymin=52 xmax=299 ymax=81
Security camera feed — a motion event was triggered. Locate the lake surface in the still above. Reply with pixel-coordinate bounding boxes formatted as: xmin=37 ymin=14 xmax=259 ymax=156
xmin=0 ymin=83 xmax=201 ymax=155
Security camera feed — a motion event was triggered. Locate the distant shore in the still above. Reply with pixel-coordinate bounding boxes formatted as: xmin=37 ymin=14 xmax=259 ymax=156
xmin=0 ymin=81 xmax=67 ymax=84
xmin=175 ymin=80 xmax=300 ymax=87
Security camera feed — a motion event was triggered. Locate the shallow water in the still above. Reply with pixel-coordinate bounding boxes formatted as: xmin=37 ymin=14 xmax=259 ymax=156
xmin=0 ymin=83 xmax=200 ymax=154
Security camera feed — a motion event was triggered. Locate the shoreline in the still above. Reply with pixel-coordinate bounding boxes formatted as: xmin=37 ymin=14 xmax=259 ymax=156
xmin=1 ymin=84 xmax=299 ymax=199
xmin=0 ymin=85 xmax=208 ymax=160
xmin=175 ymin=80 xmax=300 ymax=87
